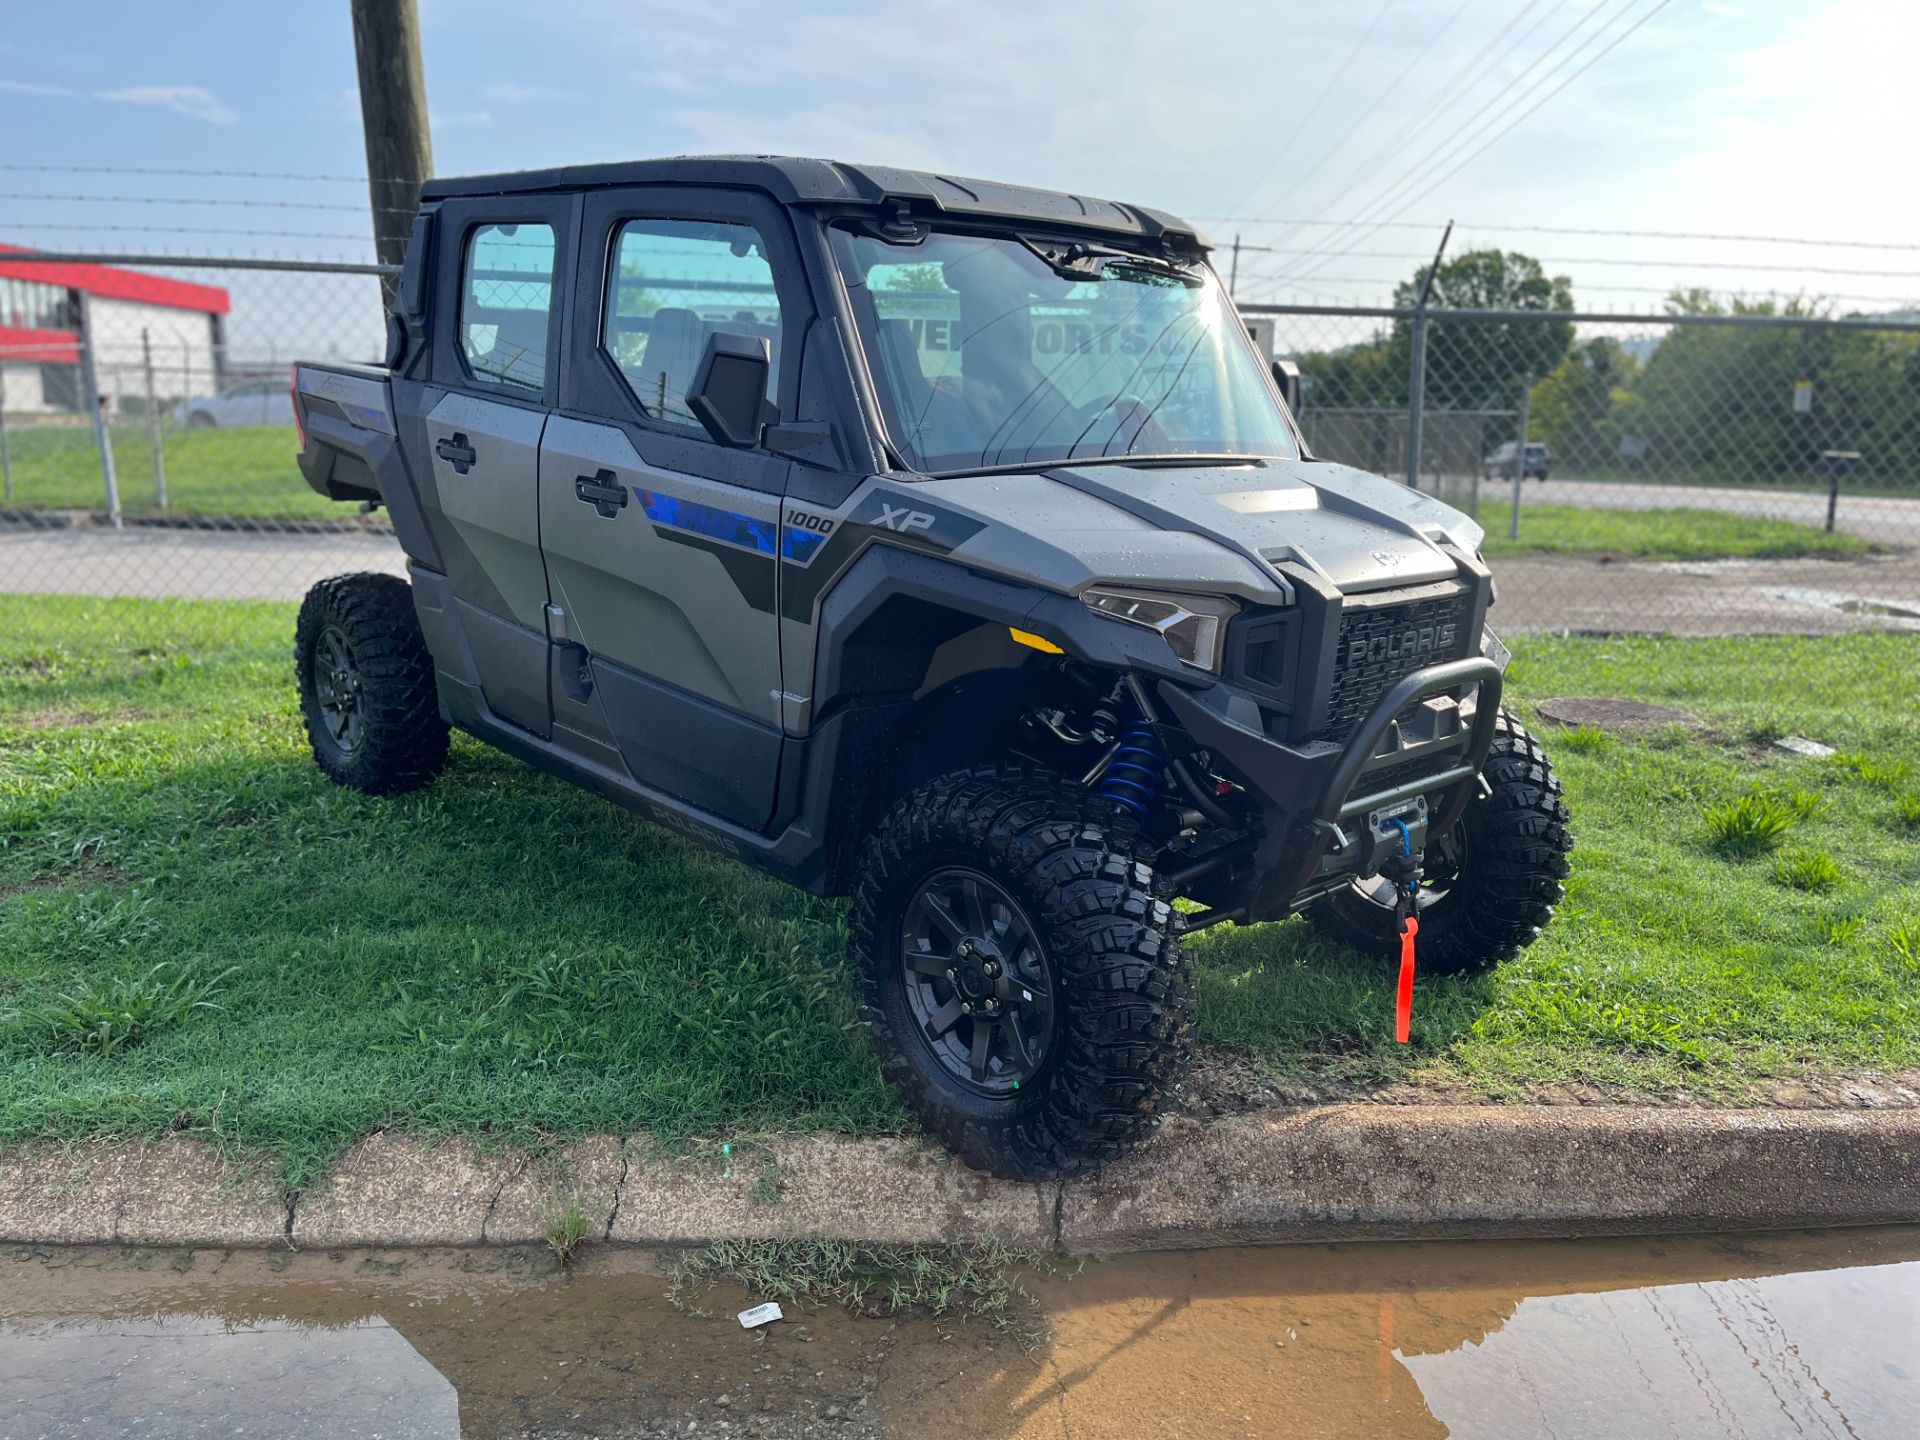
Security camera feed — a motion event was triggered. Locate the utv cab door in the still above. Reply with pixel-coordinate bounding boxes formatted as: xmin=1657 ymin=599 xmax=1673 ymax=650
xmin=416 ymin=194 xmax=577 ymax=739
xmin=538 ymin=186 xmax=807 ymax=830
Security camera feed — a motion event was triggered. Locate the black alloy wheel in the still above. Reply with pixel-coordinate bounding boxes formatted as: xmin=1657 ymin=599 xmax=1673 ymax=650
xmin=311 ymin=623 xmax=366 ymax=759
xmin=899 ymin=867 xmax=1056 ymax=1096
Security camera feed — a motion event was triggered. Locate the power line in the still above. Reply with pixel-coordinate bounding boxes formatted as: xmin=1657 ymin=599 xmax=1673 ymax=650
xmin=1271 ymin=0 xmax=1639 ymax=282
xmin=1270 ymin=0 xmax=1675 ymax=287
xmin=1270 ymin=0 xmax=1558 ymax=245
xmin=1222 ymin=0 xmax=1403 ymax=220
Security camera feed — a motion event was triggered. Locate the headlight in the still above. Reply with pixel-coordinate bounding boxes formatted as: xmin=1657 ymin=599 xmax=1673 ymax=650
xmin=1080 ymin=587 xmax=1236 ymax=672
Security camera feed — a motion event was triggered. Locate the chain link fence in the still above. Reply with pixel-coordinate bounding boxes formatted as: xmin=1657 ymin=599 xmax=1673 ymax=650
xmin=1 ymin=253 xmax=1915 ymax=638
xmin=1246 ymin=301 xmax=1920 ymax=635
xmin=0 ymin=255 xmax=400 ymax=618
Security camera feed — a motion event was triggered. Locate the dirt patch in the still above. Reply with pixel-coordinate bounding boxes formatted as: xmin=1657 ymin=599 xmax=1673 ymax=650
xmin=0 ymin=864 xmax=123 ymax=901
xmin=1536 ymin=696 xmax=1701 ymax=734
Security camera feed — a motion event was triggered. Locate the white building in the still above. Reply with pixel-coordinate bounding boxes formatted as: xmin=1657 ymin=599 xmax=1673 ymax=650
xmin=0 ymin=246 xmax=229 ymax=416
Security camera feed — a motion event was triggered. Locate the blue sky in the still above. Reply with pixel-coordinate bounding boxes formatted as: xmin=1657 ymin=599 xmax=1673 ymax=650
xmin=1 ymin=0 xmax=1912 ymax=313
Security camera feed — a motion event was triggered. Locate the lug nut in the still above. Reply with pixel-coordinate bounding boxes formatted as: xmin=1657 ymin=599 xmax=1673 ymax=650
xmin=946 ymin=968 xmax=956 ymax=981
xmin=961 ymin=1001 xmax=974 ymax=1013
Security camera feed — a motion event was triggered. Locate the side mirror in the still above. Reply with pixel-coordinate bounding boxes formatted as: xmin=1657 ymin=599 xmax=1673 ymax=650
xmin=688 ymin=331 xmax=775 ymax=448
xmin=1271 ymin=358 xmax=1302 ymax=414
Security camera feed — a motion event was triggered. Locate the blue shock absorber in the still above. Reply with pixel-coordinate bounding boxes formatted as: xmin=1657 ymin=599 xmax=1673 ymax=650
xmin=1099 ymin=721 xmax=1167 ymax=818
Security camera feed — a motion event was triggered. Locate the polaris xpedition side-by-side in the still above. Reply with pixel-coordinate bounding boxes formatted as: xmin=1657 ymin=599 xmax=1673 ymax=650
xmin=291 ymin=156 xmax=1572 ymax=1180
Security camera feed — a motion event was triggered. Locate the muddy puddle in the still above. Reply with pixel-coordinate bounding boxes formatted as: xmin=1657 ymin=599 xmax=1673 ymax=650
xmin=3 ymin=1227 xmax=1918 ymax=1438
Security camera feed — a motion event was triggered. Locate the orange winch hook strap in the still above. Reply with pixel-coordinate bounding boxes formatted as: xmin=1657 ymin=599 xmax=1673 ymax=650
xmin=1395 ymin=914 xmax=1418 ymax=1045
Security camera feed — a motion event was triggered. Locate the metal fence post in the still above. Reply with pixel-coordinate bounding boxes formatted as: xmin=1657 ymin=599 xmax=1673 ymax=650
xmin=0 ymin=367 xmax=12 ymax=505
xmin=1405 ymin=310 xmax=1428 ymax=492
xmin=1508 ymin=376 xmax=1531 ymax=543
xmin=1404 ymin=221 xmax=1452 ymax=493
xmin=141 ymin=328 xmax=168 ymax=511
xmin=77 ymin=294 xmax=122 ymax=529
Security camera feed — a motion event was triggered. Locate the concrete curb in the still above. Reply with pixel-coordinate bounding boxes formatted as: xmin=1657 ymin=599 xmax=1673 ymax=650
xmin=3 ymin=1105 xmax=1916 ymax=1252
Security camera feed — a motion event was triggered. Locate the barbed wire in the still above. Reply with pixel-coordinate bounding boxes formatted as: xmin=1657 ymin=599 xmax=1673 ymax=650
xmin=1199 ymin=217 xmax=1920 ymax=254
xmin=0 ymin=221 xmax=373 ymax=243
xmin=1237 ymin=277 xmax=1920 ymax=308
xmin=1234 ymin=249 xmax=1920 ymax=280
xmin=0 ymin=162 xmax=386 ymax=184
xmin=0 ymin=190 xmax=418 ymax=214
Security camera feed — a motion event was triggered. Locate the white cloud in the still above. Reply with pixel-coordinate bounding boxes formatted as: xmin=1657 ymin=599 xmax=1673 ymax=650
xmin=1 ymin=78 xmax=237 ymax=122
xmin=431 ymin=109 xmax=492 ymax=129
xmin=97 ymin=84 xmax=237 ymax=124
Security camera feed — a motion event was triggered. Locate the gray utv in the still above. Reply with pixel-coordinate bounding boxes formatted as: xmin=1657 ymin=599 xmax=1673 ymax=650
xmin=291 ymin=156 xmax=1571 ymax=1180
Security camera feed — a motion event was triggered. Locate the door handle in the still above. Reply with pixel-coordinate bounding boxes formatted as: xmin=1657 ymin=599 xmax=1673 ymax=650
xmin=574 ymin=468 xmax=628 ymax=519
xmin=435 ymin=432 xmax=477 ymax=473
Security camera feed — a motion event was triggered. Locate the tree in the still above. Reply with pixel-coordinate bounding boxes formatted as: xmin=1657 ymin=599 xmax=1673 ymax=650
xmin=1297 ymin=333 xmax=1404 ymax=408
xmin=1529 ymin=337 xmax=1636 ymax=468
xmin=1625 ymin=290 xmax=1920 ymax=487
xmin=1390 ymin=250 xmax=1576 ymax=412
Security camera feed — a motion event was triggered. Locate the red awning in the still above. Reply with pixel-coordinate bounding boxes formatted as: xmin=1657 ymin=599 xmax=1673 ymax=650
xmin=0 ymin=324 xmax=80 ymax=365
xmin=0 ymin=244 xmax=231 ymax=316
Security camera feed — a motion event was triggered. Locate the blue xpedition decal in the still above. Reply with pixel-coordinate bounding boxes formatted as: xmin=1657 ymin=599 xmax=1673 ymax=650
xmin=635 ymin=488 xmax=776 ymax=556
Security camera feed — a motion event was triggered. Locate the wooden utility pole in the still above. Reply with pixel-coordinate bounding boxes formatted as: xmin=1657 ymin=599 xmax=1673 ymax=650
xmin=351 ymin=0 xmax=433 ymax=306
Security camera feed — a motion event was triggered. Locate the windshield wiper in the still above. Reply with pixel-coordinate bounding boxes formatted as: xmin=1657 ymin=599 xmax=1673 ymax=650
xmin=924 ymin=453 xmax=1269 ymax=480
xmin=1019 ymin=236 xmax=1204 ymax=288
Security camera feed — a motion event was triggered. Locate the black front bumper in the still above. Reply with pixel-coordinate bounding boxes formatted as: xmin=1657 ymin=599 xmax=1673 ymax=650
xmin=1157 ymin=651 xmax=1504 ymax=920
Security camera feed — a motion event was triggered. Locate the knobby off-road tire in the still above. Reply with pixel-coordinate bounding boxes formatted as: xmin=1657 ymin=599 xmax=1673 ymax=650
xmin=850 ymin=765 xmax=1194 ymax=1181
xmin=295 ymin=572 xmax=448 ymax=795
xmin=1307 ymin=709 xmax=1572 ymax=975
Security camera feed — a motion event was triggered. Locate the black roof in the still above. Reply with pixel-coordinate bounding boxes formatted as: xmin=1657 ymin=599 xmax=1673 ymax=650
xmin=418 ymin=155 xmax=1207 ymax=249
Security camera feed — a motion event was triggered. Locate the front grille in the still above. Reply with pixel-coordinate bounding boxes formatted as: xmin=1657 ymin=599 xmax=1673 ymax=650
xmin=1320 ymin=587 xmax=1472 ymax=742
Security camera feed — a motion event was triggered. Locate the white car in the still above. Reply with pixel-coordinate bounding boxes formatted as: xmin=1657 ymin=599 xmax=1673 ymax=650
xmin=173 ymin=377 xmax=294 ymax=429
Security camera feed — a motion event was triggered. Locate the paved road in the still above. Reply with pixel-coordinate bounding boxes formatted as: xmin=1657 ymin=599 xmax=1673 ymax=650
xmin=1473 ymin=473 xmax=1920 ymax=546
xmin=0 ymin=522 xmax=405 ymax=602
xmin=4 ymin=518 xmax=1915 ymax=635
xmin=5 ymin=1231 xmax=1916 ymax=1439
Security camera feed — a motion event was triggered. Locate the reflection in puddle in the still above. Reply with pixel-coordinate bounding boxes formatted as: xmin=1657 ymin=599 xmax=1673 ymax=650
xmin=2 ymin=1229 xmax=1917 ymax=1438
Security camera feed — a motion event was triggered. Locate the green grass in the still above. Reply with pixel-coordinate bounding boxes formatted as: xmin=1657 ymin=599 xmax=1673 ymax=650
xmin=0 ymin=423 xmax=335 ymax=521
xmin=668 ymin=1237 xmax=1056 ymax=1350
xmin=1189 ymin=631 xmax=1920 ymax=1095
xmin=2 ymin=598 xmax=1918 ymax=1184
xmin=1702 ymin=792 xmax=1798 ymax=858
xmin=1479 ymin=504 xmax=1873 ymax=561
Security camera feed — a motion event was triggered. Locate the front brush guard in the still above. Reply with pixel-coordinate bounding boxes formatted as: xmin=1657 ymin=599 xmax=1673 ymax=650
xmin=1156 ymin=656 xmax=1504 ymax=919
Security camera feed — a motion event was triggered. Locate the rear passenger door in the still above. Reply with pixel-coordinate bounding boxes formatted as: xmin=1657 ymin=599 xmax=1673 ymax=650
xmin=541 ymin=187 xmax=806 ymax=830
xmin=419 ymin=196 xmax=575 ymax=738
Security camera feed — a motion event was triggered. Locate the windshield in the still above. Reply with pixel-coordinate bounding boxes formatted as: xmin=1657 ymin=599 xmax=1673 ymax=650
xmin=832 ymin=227 xmax=1299 ymax=474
